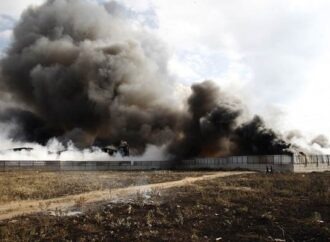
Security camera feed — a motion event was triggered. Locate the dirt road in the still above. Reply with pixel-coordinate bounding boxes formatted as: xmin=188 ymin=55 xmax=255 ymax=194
xmin=0 ymin=171 xmax=252 ymax=221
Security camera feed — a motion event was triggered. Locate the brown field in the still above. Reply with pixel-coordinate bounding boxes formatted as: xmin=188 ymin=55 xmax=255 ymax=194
xmin=0 ymin=171 xmax=329 ymax=241
xmin=0 ymin=170 xmax=213 ymax=203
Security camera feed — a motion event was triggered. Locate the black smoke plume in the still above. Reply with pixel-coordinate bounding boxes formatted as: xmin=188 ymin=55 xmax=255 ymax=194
xmin=168 ymin=81 xmax=241 ymax=158
xmin=0 ymin=108 xmax=57 ymax=144
xmin=0 ymin=0 xmax=291 ymax=159
xmin=233 ymin=116 xmax=290 ymax=155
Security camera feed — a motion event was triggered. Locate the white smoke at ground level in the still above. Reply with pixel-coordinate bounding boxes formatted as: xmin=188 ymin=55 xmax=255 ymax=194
xmin=0 ymin=120 xmax=169 ymax=161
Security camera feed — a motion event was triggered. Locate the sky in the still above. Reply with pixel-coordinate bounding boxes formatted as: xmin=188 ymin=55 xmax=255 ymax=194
xmin=0 ymin=0 xmax=330 ymax=139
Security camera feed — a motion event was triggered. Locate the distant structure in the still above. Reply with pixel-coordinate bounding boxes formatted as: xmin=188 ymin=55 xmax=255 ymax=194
xmin=102 ymin=145 xmax=118 ymax=156
xmin=182 ymin=154 xmax=330 ymax=173
xmin=0 ymin=154 xmax=329 ymax=173
xmin=9 ymin=147 xmax=33 ymax=152
xmin=118 ymin=140 xmax=130 ymax=156
xmin=102 ymin=140 xmax=130 ymax=157
xmin=2 ymin=141 xmax=131 ymax=158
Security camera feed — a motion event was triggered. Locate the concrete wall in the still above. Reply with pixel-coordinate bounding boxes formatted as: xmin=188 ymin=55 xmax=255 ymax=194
xmin=176 ymin=155 xmax=293 ymax=172
xmin=0 ymin=155 xmax=329 ymax=172
xmin=0 ymin=161 xmax=60 ymax=171
xmin=293 ymin=155 xmax=330 ymax=173
xmin=60 ymin=160 xmax=175 ymax=171
xmin=0 ymin=160 xmax=175 ymax=172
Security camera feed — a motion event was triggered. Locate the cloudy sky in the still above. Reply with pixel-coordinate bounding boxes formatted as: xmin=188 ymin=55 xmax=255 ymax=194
xmin=1 ymin=0 xmax=330 ymax=138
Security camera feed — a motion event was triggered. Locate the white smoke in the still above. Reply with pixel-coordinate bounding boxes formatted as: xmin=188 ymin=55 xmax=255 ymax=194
xmin=286 ymin=131 xmax=330 ymax=155
xmin=0 ymin=120 xmax=168 ymax=161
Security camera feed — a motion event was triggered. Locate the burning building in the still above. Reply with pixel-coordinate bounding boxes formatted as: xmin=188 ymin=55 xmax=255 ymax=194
xmin=0 ymin=0 xmax=328 ymax=171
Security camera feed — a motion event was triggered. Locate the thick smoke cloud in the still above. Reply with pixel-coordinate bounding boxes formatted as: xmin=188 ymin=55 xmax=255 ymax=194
xmin=169 ymin=81 xmax=241 ymax=158
xmin=0 ymin=108 xmax=56 ymax=144
xmin=169 ymin=81 xmax=290 ymax=159
xmin=234 ymin=116 xmax=290 ymax=155
xmin=0 ymin=0 xmax=292 ymax=159
xmin=0 ymin=0 xmax=179 ymax=151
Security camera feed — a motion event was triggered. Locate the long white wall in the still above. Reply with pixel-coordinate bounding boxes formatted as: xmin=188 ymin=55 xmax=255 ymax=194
xmin=293 ymin=155 xmax=330 ymax=173
xmin=0 ymin=155 xmax=329 ymax=172
xmin=179 ymin=155 xmax=293 ymax=172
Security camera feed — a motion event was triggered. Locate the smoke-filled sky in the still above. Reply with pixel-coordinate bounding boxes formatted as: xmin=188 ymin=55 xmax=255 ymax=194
xmin=1 ymin=0 xmax=330 ymax=139
xmin=0 ymin=0 xmax=329 ymax=159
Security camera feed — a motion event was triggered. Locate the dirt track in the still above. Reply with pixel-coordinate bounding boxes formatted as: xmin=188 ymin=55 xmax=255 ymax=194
xmin=0 ymin=171 xmax=252 ymax=221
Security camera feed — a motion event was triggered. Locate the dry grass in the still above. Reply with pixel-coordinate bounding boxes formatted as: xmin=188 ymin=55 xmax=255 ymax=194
xmin=0 ymin=172 xmax=329 ymax=241
xmin=0 ymin=170 xmax=213 ymax=203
